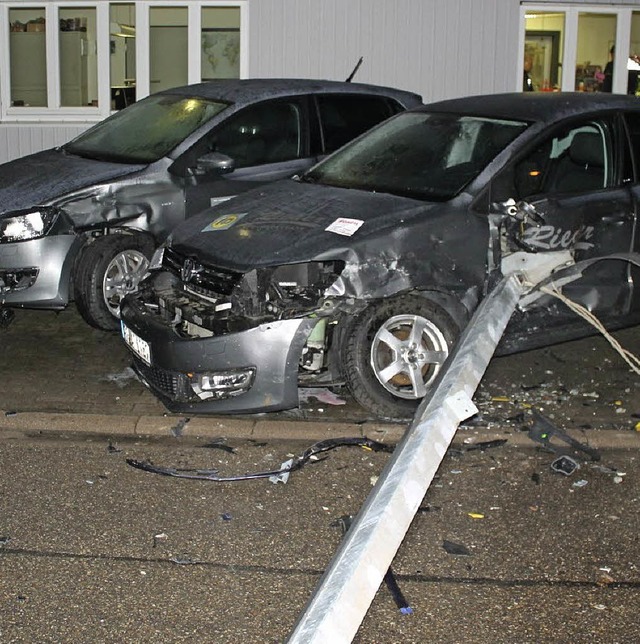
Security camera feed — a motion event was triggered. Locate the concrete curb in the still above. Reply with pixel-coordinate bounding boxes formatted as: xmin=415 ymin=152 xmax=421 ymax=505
xmin=1 ymin=408 xmax=639 ymax=450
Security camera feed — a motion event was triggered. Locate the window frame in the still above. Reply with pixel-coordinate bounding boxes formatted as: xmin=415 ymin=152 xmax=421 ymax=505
xmin=0 ymin=0 xmax=248 ymax=123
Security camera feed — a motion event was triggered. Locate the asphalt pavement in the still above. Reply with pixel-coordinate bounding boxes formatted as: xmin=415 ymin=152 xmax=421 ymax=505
xmin=1 ymin=307 xmax=640 ymax=642
xmin=0 ymin=430 xmax=639 ymax=642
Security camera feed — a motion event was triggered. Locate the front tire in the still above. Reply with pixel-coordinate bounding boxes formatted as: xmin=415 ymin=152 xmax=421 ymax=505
xmin=341 ymin=295 xmax=460 ymax=419
xmin=74 ymin=234 xmax=154 ymax=331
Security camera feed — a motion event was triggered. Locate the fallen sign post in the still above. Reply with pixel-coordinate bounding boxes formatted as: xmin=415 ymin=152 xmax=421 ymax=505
xmin=287 ymin=273 xmax=527 ymax=643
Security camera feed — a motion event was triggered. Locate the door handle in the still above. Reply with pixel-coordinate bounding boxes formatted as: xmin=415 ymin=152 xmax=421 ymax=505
xmin=600 ymin=212 xmax=633 ymax=224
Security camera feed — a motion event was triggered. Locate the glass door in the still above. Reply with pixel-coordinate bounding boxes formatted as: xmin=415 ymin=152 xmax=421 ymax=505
xmin=521 ymin=5 xmax=634 ymax=95
xmin=524 ymin=11 xmax=565 ymax=92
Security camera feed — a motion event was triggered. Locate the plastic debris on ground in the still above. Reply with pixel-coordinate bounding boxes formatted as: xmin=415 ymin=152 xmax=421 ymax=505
xmin=170 ymin=555 xmax=200 ymax=565
xmin=527 ymin=410 xmax=600 ymax=461
xmin=107 ymin=441 xmax=122 ymax=454
xmin=170 ymin=417 xmax=190 ymax=437
xmin=335 ymin=515 xmax=413 ymax=615
xmin=269 ymin=459 xmax=293 ymax=484
xmin=102 ymin=367 xmax=138 ymax=388
xmin=464 ymin=439 xmax=508 ymax=452
xmin=442 ymin=540 xmax=471 ymax=556
xmin=201 ymin=438 xmax=236 ymax=454
xmin=126 ymin=436 xmax=393 ymax=483
xmin=298 ymin=387 xmax=346 ymax=406
xmin=551 ymin=455 xmax=580 ymax=476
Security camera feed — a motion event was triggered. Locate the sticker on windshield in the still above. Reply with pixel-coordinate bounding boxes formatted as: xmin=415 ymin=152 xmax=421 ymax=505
xmin=325 ymin=217 xmax=364 ymax=237
xmin=202 ymin=213 xmax=247 ymax=232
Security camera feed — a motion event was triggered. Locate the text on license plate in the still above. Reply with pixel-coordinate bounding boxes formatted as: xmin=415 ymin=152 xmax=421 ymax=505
xmin=121 ymin=322 xmax=151 ymax=366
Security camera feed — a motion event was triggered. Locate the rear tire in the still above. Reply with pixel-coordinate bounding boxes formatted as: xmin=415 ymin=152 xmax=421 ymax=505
xmin=74 ymin=234 xmax=154 ymax=331
xmin=341 ymin=295 xmax=460 ymax=419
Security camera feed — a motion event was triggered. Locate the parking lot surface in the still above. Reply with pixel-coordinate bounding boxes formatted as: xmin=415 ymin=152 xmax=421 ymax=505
xmin=1 ymin=308 xmax=639 ymax=641
xmin=1 ymin=430 xmax=639 ymax=643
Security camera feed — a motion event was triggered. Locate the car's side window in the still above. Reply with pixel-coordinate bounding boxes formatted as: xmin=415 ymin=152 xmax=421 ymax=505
xmin=514 ymin=119 xmax=614 ymax=199
xmin=209 ymin=100 xmax=303 ymax=168
xmin=623 ymin=112 xmax=640 ymax=184
xmin=316 ymin=95 xmax=400 ymax=154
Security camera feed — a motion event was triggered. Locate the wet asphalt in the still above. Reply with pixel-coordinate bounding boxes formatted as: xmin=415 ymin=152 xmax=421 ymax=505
xmin=1 ymin=431 xmax=639 ymax=642
xmin=0 ymin=307 xmax=639 ymax=642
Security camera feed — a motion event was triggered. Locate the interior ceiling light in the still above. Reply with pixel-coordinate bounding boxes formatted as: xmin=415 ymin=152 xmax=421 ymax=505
xmin=111 ymin=23 xmax=135 ymax=38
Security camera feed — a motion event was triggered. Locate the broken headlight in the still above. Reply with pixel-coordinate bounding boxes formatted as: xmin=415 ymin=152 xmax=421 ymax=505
xmin=0 ymin=207 xmax=61 ymax=244
xmin=237 ymin=261 xmax=345 ymax=318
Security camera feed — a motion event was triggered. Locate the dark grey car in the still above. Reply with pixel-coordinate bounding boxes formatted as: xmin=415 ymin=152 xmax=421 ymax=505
xmin=0 ymin=79 xmax=422 ymax=330
xmin=120 ymin=92 xmax=640 ymax=419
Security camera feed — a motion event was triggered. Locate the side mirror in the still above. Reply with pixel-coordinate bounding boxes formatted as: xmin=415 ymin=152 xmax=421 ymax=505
xmin=193 ymin=152 xmax=235 ymax=176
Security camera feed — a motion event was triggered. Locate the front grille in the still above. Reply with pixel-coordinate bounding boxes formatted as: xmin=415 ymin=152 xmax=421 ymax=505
xmin=163 ymin=246 xmax=242 ymax=296
xmin=133 ymin=358 xmax=194 ymax=402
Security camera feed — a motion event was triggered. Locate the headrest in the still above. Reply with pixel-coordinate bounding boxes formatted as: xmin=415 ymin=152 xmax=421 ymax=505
xmin=569 ymin=132 xmax=604 ymax=167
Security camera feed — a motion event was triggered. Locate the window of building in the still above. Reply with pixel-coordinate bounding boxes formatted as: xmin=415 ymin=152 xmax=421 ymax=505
xmin=521 ymin=4 xmax=635 ymax=95
xmin=201 ymin=6 xmax=241 ymax=81
xmin=59 ymin=6 xmax=97 ymax=107
xmin=150 ymin=6 xmax=189 ymax=93
xmin=110 ymin=3 xmax=136 ymax=110
xmin=0 ymin=1 xmax=247 ymax=122
xmin=8 ymin=7 xmax=48 ymax=107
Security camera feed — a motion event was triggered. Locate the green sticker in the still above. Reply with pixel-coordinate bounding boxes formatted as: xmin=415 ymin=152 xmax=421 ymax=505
xmin=202 ymin=213 xmax=247 ymax=232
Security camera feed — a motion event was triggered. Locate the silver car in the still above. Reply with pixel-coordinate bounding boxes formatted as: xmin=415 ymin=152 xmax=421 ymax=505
xmin=0 ymin=79 xmax=421 ymax=330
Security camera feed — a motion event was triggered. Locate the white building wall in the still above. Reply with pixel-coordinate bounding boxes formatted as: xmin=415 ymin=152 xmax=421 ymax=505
xmin=247 ymin=0 xmax=522 ymax=103
xmin=0 ymin=123 xmax=89 ymax=163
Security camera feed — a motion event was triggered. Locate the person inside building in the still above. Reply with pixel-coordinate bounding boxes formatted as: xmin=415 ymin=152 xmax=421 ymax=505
xmin=601 ymin=45 xmax=614 ymax=92
xmin=523 ymin=53 xmax=534 ymax=91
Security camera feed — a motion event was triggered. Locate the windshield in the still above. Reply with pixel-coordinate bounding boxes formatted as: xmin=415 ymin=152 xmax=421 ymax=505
xmin=302 ymin=111 xmax=529 ymax=201
xmin=64 ymin=95 xmax=229 ymax=164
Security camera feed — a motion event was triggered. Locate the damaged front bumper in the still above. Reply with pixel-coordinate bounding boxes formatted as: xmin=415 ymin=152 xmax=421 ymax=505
xmin=120 ymin=295 xmax=319 ymax=413
xmin=0 ymin=235 xmax=81 ymax=308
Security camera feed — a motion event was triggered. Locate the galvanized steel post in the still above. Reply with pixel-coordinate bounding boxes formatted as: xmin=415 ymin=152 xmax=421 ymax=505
xmin=287 ymin=273 xmax=526 ymax=643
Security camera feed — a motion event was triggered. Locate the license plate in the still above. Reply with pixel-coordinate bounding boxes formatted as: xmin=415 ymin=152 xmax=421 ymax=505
xmin=121 ymin=321 xmax=151 ymax=366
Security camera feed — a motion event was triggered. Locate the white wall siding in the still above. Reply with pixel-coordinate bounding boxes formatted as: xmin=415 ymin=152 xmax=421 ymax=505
xmin=248 ymin=0 xmax=522 ymax=103
xmin=0 ymin=123 xmax=89 ymax=164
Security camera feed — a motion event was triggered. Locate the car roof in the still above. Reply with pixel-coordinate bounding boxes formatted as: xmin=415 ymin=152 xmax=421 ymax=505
xmin=160 ymin=78 xmax=423 ymax=106
xmin=421 ymin=91 xmax=640 ymax=124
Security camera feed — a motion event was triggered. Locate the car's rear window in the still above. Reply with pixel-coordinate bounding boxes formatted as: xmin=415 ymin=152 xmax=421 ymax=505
xmin=303 ymin=111 xmax=529 ymax=201
xmin=64 ymin=95 xmax=229 ymax=164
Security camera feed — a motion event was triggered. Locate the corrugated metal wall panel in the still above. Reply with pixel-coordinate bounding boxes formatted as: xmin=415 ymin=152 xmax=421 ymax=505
xmin=248 ymin=0 xmax=521 ymax=102
xmin=0 ymin=124 xmax=89 ymax=164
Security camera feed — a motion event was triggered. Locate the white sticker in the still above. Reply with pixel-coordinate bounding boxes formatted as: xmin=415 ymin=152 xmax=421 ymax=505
xmin=325 ymin=217 xmax=364 ymax=237
xmin=209 ymin=195 xmax=235 ymax=207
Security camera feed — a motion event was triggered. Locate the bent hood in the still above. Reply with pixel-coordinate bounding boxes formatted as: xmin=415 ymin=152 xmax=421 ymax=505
xmin=0 ymin=148 xmax=145 ymax=215
xmin=171 ymin=179 xmax=438 ymax=272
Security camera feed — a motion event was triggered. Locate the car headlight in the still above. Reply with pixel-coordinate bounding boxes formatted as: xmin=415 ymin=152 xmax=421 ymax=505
xmin=0 ymin=207 xmax=60 ymax=244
